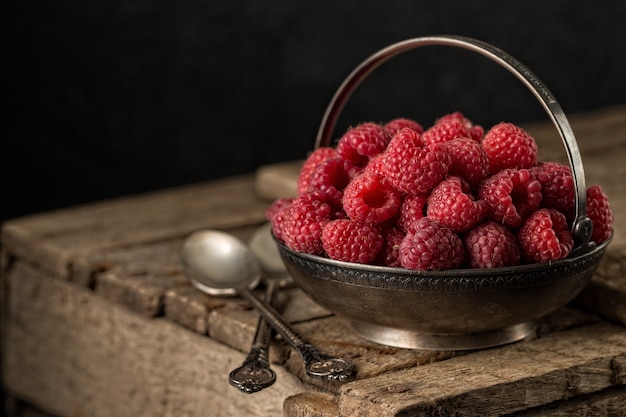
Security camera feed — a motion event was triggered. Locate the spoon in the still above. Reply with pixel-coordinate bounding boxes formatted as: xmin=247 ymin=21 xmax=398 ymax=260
xmin=181 ymin=229 xmax=354 ymax=382
xmin=228 ymin=223 xmax=285 ymax=394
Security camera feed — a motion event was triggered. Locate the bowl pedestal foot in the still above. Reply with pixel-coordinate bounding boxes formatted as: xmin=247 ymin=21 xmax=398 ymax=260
xmin=350 ymin=321 xmax=538 ymax=350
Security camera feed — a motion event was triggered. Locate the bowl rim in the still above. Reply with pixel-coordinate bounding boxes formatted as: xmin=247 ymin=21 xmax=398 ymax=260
xmin=274 ymin=233 xmax=612 ymax=280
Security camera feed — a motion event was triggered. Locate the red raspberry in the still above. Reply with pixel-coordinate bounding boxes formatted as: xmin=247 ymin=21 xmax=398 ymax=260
xmin=342 ymin=172 xmax=401 ymax=224
xmin=399 ymin=218 xmax=464 ymax=270
xmin=529 ymin=162 xmax=575 ymax=221
xmin=266 ymin=197 xmax=293 ymax=241
xmin=426 ymin=176 xmax=488 ymax=233
xmin=336 ymin=122 xmax=390 ymax=166
xmin=447 ymin=112 xmax=484 ymax=141
xmin=397 ymin=193 xmax=428 ymax=232
xmin=321 ymin=219 xmax=383 ymax=264
xmin=464 ymin=221 xmax=521 ymax=268
xmin=519 ymin=208 xmax=574 ymax=263
xmin=444 ymin=137 xmax=490 ymax=189
xmin=422 ymin=112 xmax=483 ymax=145
xmin=478 ymin=168 xmax=543 ymax=228
xmin=586 ymin=185 xmax=613 ymax=244
xmin=307 ymin=157 xmax=357 ymax=208
xmin=382 ymin=128 xmax=450 ymax=195
xmin=482 ymin=122 xmax=538 ymax=174
xmin=384 ymin=117 xmax=424 ymax=137
xmin=297 ymin=147 xmax=338 ymax=194
xmin=374 ymin=226 xmax=405 ymax=267
xmin=282 ymin=192 xmax=332 ymax=255
xmin=362 ymin=153 xmax=386 ymax=175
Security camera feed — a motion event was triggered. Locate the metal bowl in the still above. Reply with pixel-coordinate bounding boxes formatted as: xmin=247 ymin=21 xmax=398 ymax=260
xmin=276 ymin=237 xmax=610 ymax=350
xmin=273 ymin=36 xmax=612 ymax=350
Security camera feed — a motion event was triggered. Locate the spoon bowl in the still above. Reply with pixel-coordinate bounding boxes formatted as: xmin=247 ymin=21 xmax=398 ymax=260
xmin=182 ymin=230 xmax=261 ymax=296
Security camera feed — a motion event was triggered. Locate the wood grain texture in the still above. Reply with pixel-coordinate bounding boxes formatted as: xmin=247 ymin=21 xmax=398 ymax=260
xmin=337 ymin=323 xmax=626 ymax=416
xmin=1 ymin=175 xmax=269 ymax=278
xmin=164 ymin=284 xmax=214 ymax=334
xmin=2 ymin=260 xmax=307 ymax=417
xmin=514 ymin=385 xmax=626 ymax=417
xmin=71 ymin=224 xmax=261 ymax=314
xmin=283 ymin=391 xmax=339 ymax=417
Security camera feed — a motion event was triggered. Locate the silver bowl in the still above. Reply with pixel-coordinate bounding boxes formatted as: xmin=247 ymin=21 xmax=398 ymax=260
xmin=275 ymin=237 xmax=610 ymax=350
xmin=274 ymin=36 xmax=612 ymax=350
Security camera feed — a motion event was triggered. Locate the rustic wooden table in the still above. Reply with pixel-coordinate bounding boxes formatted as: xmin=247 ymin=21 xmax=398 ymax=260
xmin=2 ymin=105 xmax=626 ymax=417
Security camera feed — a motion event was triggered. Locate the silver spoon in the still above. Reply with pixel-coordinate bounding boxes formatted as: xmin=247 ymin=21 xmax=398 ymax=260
xmin=181 ymin=229 xmax=354 ymax=382
xmin=228 ymin=224 xmax=285 ymax=394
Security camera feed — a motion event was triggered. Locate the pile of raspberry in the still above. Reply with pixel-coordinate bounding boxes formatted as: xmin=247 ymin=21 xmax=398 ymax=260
xmin=267 ymin=112 xmax=614 ymax=271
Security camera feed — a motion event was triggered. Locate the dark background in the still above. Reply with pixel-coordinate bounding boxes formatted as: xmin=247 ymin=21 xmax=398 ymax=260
xmin=2 ymin=0 xmax=626 ymax=222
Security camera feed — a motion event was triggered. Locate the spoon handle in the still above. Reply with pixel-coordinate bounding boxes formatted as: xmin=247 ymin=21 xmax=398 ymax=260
xmin=228 ymin=280 xmax=279 ymax=393
xmin=238 ymin=288 xmax=353 ymax=381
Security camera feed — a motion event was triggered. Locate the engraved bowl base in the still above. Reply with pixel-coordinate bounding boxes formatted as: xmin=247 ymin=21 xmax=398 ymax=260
xmin=350 ymin=320 xmax=538 ymax=350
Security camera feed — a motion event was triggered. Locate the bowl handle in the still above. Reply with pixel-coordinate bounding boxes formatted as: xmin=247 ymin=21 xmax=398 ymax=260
xmin=314 ymin=35 xmax=593 ymax=252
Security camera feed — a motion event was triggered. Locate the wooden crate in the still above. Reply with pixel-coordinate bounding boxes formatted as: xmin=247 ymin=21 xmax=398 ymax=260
xmin=2 ymin=105 xmax=626 ymax=417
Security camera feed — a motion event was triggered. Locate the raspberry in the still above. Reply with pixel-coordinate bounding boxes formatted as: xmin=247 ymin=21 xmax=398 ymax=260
xmin=382 ymin=128 xmax=450 ymax=195
xmin=464 ymin=221 xmax=521 ymax=268
xmin=307 ymin=157 xmax=357 ymax=208
xmin=336 ymin=122 xmax=390 ymax=166
xmin=282 ymin=192 xmax=332 ymax=255
xmin=266 ymin=197 xmax=293 ymax=241
xmin=362 ymin=153 xmax=386 ymax=175
xmin=529 ymin=162 xmax=575 ymax=221
xmin=342 ymin=172 xmax=401 ymax=224
xmin=374 ymin=225 xmax=405 ymax=267
xmin=321 ymin=219 xmax=383 ymax=264
xmin=482 ymin=122 xmax=538 ymax=174
xmin=519 ymin=208 xmax=573 ymax=263
xmin=297 ymin=147 xmax=338 ymax=194
xmin=478 ymin=168 xmax=543 ymax=228
xmin=399 ymin=218 xmax=464 ymax=270
xmin=422 ymin=112 xmax=483 ymax=145
xmin=384 ymin=117 xmax=424 ymax=137
xmin=426 ymin=176 xmax=488 ymax=233
xmin=444 ymin=137 xmax=490 ymax=189
xmin=397 ymin=193 xmax=428 ymax=232
xmin=586 ymin=185 xmax=613 ymax=244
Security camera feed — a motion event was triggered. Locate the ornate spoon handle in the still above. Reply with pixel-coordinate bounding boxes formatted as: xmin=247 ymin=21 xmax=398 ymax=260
xmin=228 ymin=280 xmax=279 ymax=393
xmin=238 ymin=288 xmax=353 ymax=381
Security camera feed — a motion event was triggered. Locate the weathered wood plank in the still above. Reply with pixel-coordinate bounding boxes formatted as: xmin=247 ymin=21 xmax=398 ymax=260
xmin=2 ymin=260 xmax=307 ymax=417
xmin=513 ymin=385 xmax=626 ymax=417
xmin=72 ymin=238 xmax=187 ymax=289
xmin=336 ymin=322 xmax=626 ymax=417
xmin=72 ymin=224 xmax=262 ymax=314
xmin=284 ymin=316 xmax=459 ymax=391
xmin=163 ymin=284 xmax=213 ymax=334
xmin=279 ymin=306 xmax=601 ymax=395
xmin=207 ymin=287 xmax=333 ymax=365
xmin=283 ymin=391 xmax=339 ymax=417
xmin=1 ymin=175 xmax=269 ymax=278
